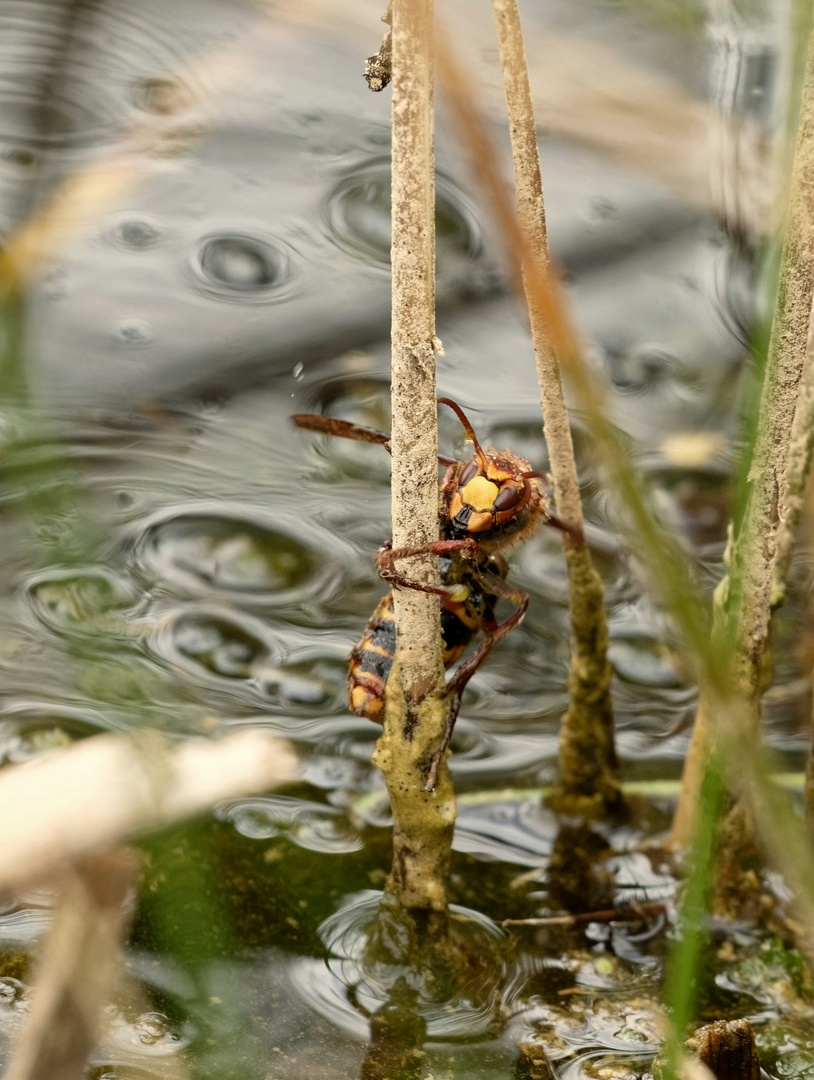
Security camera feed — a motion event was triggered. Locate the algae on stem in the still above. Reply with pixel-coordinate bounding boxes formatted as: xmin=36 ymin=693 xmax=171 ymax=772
xmin=373 ymin=0 xmax=455 ymax=918
xmin=434 ymin=1 xmax=622 ymax=818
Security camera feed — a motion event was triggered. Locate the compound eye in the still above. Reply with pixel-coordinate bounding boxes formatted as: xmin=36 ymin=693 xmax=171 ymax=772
xmin=494 ymin=482 xmax=523 ymax=512
xmin=458 ymin=458 xmax=479 ymax=487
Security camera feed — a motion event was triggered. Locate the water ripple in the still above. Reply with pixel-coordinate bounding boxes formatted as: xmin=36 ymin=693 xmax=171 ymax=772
xmin=102 ymin=1009 xmax=194 ymax=1058
xmin=150 ymin=603 xmax=349 ymax=713
xmin=126 ymin=501 xmax=352 ymax=608
xmin=0 ymin=702 xmax=111 ymax=766
xmin=217 ymin=795 xmax=363 ymax=853
xmin=191 ymin=232 xmax=293 ymax=303
xmin=287 ymin=890 xmax=506 ymax=1041
xmin=24 ymin=566 xmax=141 ymax=642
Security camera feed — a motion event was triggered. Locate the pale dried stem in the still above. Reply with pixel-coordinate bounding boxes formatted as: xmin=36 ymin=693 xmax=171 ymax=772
xmin=0 ymin=731 xmax=297 ymax=1079
xmin=388 ymin=0 xmax=441 ymax=708
xmin=433 ymin=15 xmax=814 ymax=946
xmin=491 ymin=0 xmax=580 ymax=536
xmin=670 ymin=16 xmax=814 ymax=848
xmin=0 ymin=730 xmax=298 ymax=894
xmin=370 ymin=0 xmax=455 ymax=916
xmin=4 ymin=850 xmax=137 ymax=1080
xmin=488 ymin=0 xmax=620 ymax=816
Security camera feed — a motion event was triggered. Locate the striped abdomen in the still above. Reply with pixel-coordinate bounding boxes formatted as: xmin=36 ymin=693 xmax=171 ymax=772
xmin=347 ymin=580 xmax=495 ymax=722
xmin=347 ymin=594 xmax=397 ymax=722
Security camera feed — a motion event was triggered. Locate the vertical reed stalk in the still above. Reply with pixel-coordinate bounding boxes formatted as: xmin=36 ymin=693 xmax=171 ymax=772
xmin=806 ymin=720 xmax=814 ymax=837
xmin=370 ymin=0 xmax=455 ymax=916
xmin=670 ymin=10 xmax=814 ymax=848
xmin=436 ymin=10 xmax=814 ymax=970
xmin=492 ymin=0 xmax=621 ymax=817
xmin=770 ymin=297 xmax=814 ymax=607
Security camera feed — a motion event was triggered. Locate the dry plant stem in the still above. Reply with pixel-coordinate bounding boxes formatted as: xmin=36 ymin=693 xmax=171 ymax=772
xmin=370 ymin=0 xmax=454 ymax=916
xmin=503 ymin=900 xmax=665 ymax=927
xmin=686 ymin=1019 xmax=761 ymax=1080
xmin=434 ymin=26 xmax=814 ymax=952
xmin=4 ymin=849 xmax=137 ymax=1080
xmin=806 ymin=720 xmax=814 ymax=837
xmin=671 ymin=16 xmax=814 ymax=848
xmin=0 ymin=730 xmax=298 ymax=894
xmin=375 ymin=666 xmax=455 ymax=914
xmin=771 ymin=296 xmax=814 ymax=607
xmin=388 ymin=0 xmax=441 ymax=715
xmin=491 ymin=0 xmax=620 ymax=817
xmin=775 ymin=307 xmax=814 ymax=843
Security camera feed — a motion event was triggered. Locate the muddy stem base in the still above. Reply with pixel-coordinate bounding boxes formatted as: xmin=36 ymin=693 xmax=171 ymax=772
xmin=548 ymin=546 xmax=624 ymax=819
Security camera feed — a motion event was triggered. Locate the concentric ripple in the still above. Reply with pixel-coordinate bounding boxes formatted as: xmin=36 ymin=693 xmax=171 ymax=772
xmin=287 ymin=890 xmax=506 ymax=1041
xmin=105 ymin=214 xmax=164 ymax=251
xmin=0 ymin=0 xmax=205 ymax=150
xmin=25 ymin=566 xmax=139 ymax=641
xmin=102 ymin=1008 xmax=194 ymax=1057
xmin=0 ymin=703 xmax=109 ymax=766
xmin=154 ymin=605 xmax=276 ymax=681
xmin=217 ymin=795 xmax=363 ymax=853
xmin=127 ymin=503 xmax=343 ymax=607
xmin=150 ymin=604 xmax=348 ymax=711
xmin=322 ymin=161 xmax=491 ymax=296
xmin=191 ymin=233 xmax=292 ymax=303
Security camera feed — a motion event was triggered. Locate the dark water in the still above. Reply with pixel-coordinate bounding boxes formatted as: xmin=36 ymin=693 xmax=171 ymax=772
xmin=0 ymin=0 xmax=811 ymax=1077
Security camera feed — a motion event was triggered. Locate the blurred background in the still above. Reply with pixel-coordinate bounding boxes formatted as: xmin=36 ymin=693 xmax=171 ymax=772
xmin=0 ymin=1 xmax=810 ymax=1078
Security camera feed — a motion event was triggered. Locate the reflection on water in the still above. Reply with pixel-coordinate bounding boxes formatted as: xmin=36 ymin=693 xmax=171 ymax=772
xmin=0 ymin=0 xmax=811 ymax=1076
xmin=298 ymin=890 xmax=506 ymax=1041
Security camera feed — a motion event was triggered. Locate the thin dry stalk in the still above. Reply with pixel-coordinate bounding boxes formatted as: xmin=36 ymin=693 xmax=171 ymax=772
xmin=370 ymin=0 xmax=455 ymax=916
xmin=670 ymin=14 xmax=814 ymax=848
xmin=387 ymin=0 xmax=440 ymax=707
xmin=4 ymin=849 xmax=137 ymax=1080
xmin=774 ymin=305 xmax=814 ymax=833
xmin=490 ymin=0 xmax=578 ymax=531
xmin=806 ymin=720 xmax=814 ymax=837
xmin=433 ymin=19 xmax=814 ymax=955
xmin=447 ymin=0 xmax=619 ymax=817
xmin=0 ymin=730 xmax=298 ymax=893
xmin=772 ymin=293 xmax=814 ymax=606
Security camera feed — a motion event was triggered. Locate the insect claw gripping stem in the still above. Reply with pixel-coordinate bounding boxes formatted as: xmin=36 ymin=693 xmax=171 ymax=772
xmin=424 ymin=582 xmax=529 ymax=792
xmin=376 ymin=538 xmax=479 ymax=597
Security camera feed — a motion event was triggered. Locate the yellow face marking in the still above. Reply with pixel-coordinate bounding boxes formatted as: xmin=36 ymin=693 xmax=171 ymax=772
xmin=461 ymin=475 xmax=499 ymax=512
xmin=467 ymin=510 xmax=494 ymax=533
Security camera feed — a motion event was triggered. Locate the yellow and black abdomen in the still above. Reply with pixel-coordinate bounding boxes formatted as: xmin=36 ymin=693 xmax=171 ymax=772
xmin=347 ymin=593 xmax=397 ymax=723
xmin=347 ymin=572 xmax=498 ymax=722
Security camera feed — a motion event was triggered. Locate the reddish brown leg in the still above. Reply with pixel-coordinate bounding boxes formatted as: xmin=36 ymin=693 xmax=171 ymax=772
xmin=424 ymin=579 xmax=529 ymax=792
xmin=375 ymin=537 xmax=478 ymax=597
